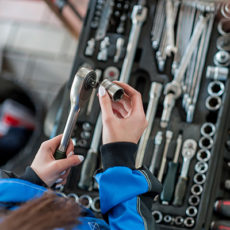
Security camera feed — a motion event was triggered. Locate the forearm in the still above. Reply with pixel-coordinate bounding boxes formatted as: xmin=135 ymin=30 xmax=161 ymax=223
xmin=95 ymin=142 xmax=162 ymax=230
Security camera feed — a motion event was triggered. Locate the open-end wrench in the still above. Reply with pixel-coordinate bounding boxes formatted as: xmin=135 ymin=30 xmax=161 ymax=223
xmin=157 ymin=130 xmax=173 ymax=183
xmin=149 ymin=131 xmax=163 ymax=175
xmin=135 ymin=82 xmax=163 ymax=168
xmin=54 ymin=67 xmax=97 ymax=160
xmin=119 ymin=2 xmax=147 ymax=83
xmin=173 ymin=139 xmax=197 ymax=206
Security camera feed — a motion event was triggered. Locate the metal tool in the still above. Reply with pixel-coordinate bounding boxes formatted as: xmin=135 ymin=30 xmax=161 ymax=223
xmin=214 ymin=50 xmax=230 ymax=67
xmin=101 ymin=79 xmax=124 ymax=101
xmin=186 ymin=206 xmax=198 ymax=217
xmin=119 ymin=2 xmax=147 ymax=83
xmin=114 ymin=37 xmax=125 ymax=63
xmin=157 ymin=130 xmax=173 ymax=183
xmin=97 ymin=37 xmax=110 ymax=61
xmin=86 ymin=69 xmax=102 ymax=116
xmin=214 ymin=200 xmax=230 ymax=218
xmin=54 ymin=67 xmax=97 ymax=160
xmin=135 ymin=82 xmax=163 ymax=168
xmin=173 ymin=139 xmax=197 ymax=206
xmin=205 ymin=95 xmax=222 ymax=111
xmin=76 ymin=139 xmax=88 ymax=148
xmin=175 ymin=216 xmax=184 ymax=226
xmin=191 ymin=184 xmax=203 ymax=196
xmin=152 ymin=211 xmax=163 ymax=224
xmin=199 ymin=136 xmax=214 ymax=149
xmin=206 ymin=66 xmax=229 ymax=81
xmin=164 ymin=215 xmax=173 ymax=224
xmin=188 ymin=195 xmax=200 ymax=206
xmin=79 ymin=194 xmax=93 ymax=209
xmin=91 ymin=196 xmax=101 ymax=213
xmin=85 ymin=38 xmax=95 ymax=56
xmin=217 ymin=35 xmax=230 ymax=51
xmin=221 ymin=2 xmax=230 ymax=18
xmin=149 ymin=131 xmax=163 ymax=174
xmin=82 ymin=122 xmax=92 ymax=131
xmin=197 ymin=149 xmax=211 ymax=162
xmin=80 ymin=131 xmax=91 ymax=140
xmin=195 ymin=161 xmax=208 ymax=174
xmin=67 ymin=193 xmax=79 ymax=203
xmin=193 ymin=173 xmax=206 ymax=185
xmin=95 ymin=0 xmax=114 ymax=40
xmin=78 ymin=113 xmax=102 ymax=190
xmin=201 ymin=122 xmax=216 ymax=137
xmin=208 ymin=81 xmax=225 ymax=97
xmin=218 ymin=18 xmax=230 ymax=36
xmin=184 ymin=217 xmax=195 ymax=228
xmin=211 ymin=221 xmax=230 ymax=230
xmin=161 ymin=134 xmax=183 ymax=203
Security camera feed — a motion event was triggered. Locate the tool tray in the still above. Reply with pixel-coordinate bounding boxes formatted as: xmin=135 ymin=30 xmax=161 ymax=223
xmin=56 ymin=0 xmax=230 ymax=229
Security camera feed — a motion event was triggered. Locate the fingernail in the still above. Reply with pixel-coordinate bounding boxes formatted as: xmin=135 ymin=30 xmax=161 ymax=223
xmin=67 ymin=151 xmax=74 ymax=158
xmin=55 ymin=184 xmax=64 ymax=191
xmin=78 ymin=155 xmax=84 ymax=162
xmin=60 ymin=170 xmax=66 ymax=176
xmin=98 ymin=86 xmax=106 ymax=97
xmin=55 ymin=178 xmax=63 ymax=183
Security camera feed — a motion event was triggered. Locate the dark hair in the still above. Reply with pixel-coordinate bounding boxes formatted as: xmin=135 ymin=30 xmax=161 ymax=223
xmin=0 ymin=192 xmax=81 ymax=230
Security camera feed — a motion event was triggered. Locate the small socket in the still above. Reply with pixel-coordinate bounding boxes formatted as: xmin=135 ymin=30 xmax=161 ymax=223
xmin=101 ymin=79 xmax=124 ymax=101
xmin=197 ymin=149 xmax=211 ymax=162
xmin=188 ymin=195 xmax=200 ymax=206
xmin=195 ymin=161 xmax=209 ymax=174
xmin=205 ymin=95 xmax=222 ymax=111
xmin=67 ymin=193 xmax=79 ymax=203
xmin=79 ymin=195 xmax=93 ymax=209
xmin=152 ymin=211 xmax=163 ymax=223
xmin=186 ymin=206 xmax=198 ymax=217
xmin=175 ymin=216 xmax=184 ymax=226
xmin=208 ymin=81 xmax=225 ymax=97
xmin=163 ymin=215 xmax=173 ymax=224
xmin=191 ymin=184 xmax=203 ymax=196
xmin=193 ymin=173 xmax=206 ymax=185
xmin=199 ymin=136 xmax=214 ymax=150
xmin=200 ymin=122 xmax=216 ymax=137
xmin=184 ymin=217 xmax=195 ymax=228
xmin=91 ymin=196 xmax=101 ymax=213
xmin=82 ymin=122 xmax=92 ymax=131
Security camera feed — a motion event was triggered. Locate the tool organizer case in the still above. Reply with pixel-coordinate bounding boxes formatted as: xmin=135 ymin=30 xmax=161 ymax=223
xmin=56 ymin=0 xmax=230 ymax=229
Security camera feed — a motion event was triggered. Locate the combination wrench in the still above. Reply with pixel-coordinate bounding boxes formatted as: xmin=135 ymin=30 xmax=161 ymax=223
xmin=173 ymin=139 xmax=197 ymax=206
xmin=119 ymin=1 xmax=147 ymax=83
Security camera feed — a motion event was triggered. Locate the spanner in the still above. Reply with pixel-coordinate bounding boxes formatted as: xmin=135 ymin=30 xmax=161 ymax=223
xmin=135 ymin=82 xmax=163 ymax=168
xmin=173 ymin=139 xmax=197 ymax=206
xmin=157 ymin=130 xmax=173 ymax=183
xmin=119 ymin=2 xmax=147 ymax=83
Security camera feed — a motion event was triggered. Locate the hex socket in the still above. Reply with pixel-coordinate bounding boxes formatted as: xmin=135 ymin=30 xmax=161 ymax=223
xmin=200 ymin=122 xmax=216 ymax=137
xmin=188 ymin=195 xmax=200 ymax=206
xmin=199 ymin=136 xmax=214 ymax=150
xmin=193 ymin=173 xmax=206 ymax=185
xmin=197 ymin=149 xmax=211 ymax=162
xmin=184 ymin=217 xmax=195 ymax=227
xmin=101 ymin=79 xmax=124 ymax=101
xmin=191 ymin=184 xmax=203 ymax=196
xmin=79 ymin=195 xmax=93 ymax=209
xmin=205 ymin=95 xmax=222 ymax=111
xmin=152 ymin=211 xmax=163 ymax=223
xmin=208 ymin=81 xmax=225 ymax=97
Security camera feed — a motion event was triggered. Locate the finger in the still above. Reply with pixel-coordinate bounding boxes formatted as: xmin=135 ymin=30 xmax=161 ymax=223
xmin=66 ymin=140 xmax=74 ymax=157
xmin=98 ymin=85 xmax=114 ymax=121
xmin=55 ymin=155 xmax=84 ymax=173
xmin=111 ymin=101 xmax=129 ymax=118
xmin=119 ymin=94 xmax=132 ymax=112
xmin=41 ymin=134 xmax=63 ymax=153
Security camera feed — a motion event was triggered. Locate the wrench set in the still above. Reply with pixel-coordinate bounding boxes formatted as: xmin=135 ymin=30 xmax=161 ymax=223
xmin=53 ymin=0 xmax=230 ymax=229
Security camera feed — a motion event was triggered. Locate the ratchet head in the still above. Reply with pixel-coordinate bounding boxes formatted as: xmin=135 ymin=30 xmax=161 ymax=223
xmin=182 ymin=139 xmax=197 ymax=159
xmin=71 ymin=67 xmax=97 ymax=109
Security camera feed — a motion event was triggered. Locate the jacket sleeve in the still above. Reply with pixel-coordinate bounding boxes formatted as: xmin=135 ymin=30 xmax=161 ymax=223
xmin=95 ymin=142 xmax=162 ymax=230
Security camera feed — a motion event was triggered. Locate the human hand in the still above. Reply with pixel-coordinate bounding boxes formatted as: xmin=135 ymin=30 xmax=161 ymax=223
xmin=98 ymin=81 xmax=148 ymax=144
xmin=31 ymin=135 xmax=84 ymax=187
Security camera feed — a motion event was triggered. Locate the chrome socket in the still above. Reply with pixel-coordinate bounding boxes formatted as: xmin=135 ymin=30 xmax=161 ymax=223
xmin=193 ymin=173 xmax=206 ymax=185
xmin=195 ymin=161 xmax=209 ymax=174
xmin=82 ymin=122 xmax=92 ymax=131
xmin=205 ymin=95 xmax=222 ymax=111
xmin=217 ymin=36 xmax=230 ymax=52
xmin=186 ymin=206 xmax=198 ymax=217
xmin=197 ymin=149 xmax=211 ymax=162
xmin=188 ymin=195 xmax=200 ymax=206
xmin=76 ymin=139 xmax=88 ymax=148
xmin=174 ymin=216 xmax=184 ymax=226
xmin=101 ymin=79 xmax=124 ymax=101
xmin=207 ymin=81 xmax=225 ymax=97
xmin=214 ymin=50 xmax=230 ymax=67
xmin=79 ymin=194 xmax=93 ymax=209
xmin=200 ymin=122 xmax=216 ymax=137
xmin=218 ymin=18 xmax=230 ymax=36
xmin=199 ymin=136 xmax=214 ymax=150
xmin=164 ymin=215 xmax=173 ymax=224
xmin=206 ymin=66 xmax=229 ymax=81
xmin=91 ymin=196 xmax=101 ymax=213
xmin=191 ymin=184 xmax=203 ymax=196
xmin=67 ymin=193 xmax=79 ymax=203
xmin=152 ymin=210 xmax=163 ymax=224
xmin=184 ymin=217 xmax=195 ymax=228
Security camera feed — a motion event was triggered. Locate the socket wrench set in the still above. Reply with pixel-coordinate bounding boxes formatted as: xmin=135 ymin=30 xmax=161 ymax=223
xmin=54 ymin=0 xmax=230 ymax=229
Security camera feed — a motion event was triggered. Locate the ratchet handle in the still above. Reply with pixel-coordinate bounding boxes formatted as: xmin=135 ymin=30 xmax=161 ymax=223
xmin=173 ymin=176 xmax=187 ymax=206
xmin=78 ymin=150 xmax=98 ymax=190
xmin=211 ymin=221 xmax=230 ymax=230
xmin=214 ymin=200 xmax=230 ymax=217
xmin=160 ymin=162 xmax=178 ymax=203
xmin=54 ymin=149 xmax=66 ymax=160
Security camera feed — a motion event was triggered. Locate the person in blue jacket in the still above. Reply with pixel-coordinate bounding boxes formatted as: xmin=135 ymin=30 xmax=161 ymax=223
xmin=0 ymin=82 xmax=162 ymax=230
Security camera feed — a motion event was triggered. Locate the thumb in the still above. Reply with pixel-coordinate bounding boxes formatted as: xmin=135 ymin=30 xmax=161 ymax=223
xmin=57 ymin=154 xmax=84 ymax=172
xmin=98 ymin=85 xmax=113 ymax=120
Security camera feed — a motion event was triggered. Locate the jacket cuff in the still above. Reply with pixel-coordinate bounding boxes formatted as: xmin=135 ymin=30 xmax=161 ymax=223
xmin=100 ymin=142 xmax=137 ymax=170
xmin=20 ymin=166 xmax=47 ymax=187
